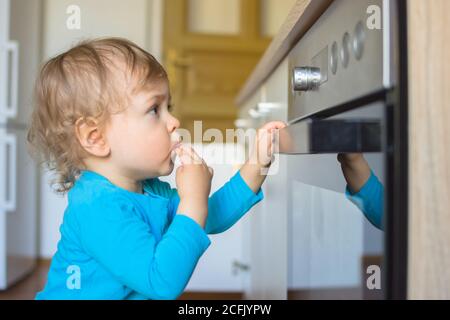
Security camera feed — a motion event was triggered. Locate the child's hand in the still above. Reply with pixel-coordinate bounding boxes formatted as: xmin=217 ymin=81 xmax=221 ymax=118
xmin=337 ymin=153 xmax=365 ymax=166
xmin=240 ymin=121 xmax=287 ymax=194
xmin=175 ymin=145 xmax=213 ymax=228
xmin=337 ymin=153 xmax=371 ymax=193
xmin=249 ymin=121 xmax=288 ymax=168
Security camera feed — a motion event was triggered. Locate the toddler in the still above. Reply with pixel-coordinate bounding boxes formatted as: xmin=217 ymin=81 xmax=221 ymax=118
xmin=28 ymin=38 xmax=286 ymax=299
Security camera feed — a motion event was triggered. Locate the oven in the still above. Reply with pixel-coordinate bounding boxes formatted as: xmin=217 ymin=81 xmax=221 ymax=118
xmin=278 ymin=0 xmax=407 ymax=299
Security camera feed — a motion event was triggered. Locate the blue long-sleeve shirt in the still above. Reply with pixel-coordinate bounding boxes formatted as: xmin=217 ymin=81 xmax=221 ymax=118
xmin=345 ymin=171 xmax=384 ymax=230
xmin=36 ymin=170 xmax=263 ymax=300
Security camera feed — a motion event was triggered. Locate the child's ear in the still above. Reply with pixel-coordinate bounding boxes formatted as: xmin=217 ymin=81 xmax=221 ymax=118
xmin=75 ymin=117 xmax=110 ymax=157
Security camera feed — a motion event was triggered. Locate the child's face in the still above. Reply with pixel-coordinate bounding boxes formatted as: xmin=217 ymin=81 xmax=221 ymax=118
xmin=105 ymin=79 xmax=181 ymax=180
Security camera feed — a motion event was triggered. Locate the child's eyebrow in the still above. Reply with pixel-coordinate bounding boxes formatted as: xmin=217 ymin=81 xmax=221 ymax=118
xmin=146 ymin=93 xmax=170 ymax=104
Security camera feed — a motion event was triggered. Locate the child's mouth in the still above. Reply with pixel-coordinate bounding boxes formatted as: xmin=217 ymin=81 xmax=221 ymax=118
xmin=169 ymin=143 xmax=181 ymax=163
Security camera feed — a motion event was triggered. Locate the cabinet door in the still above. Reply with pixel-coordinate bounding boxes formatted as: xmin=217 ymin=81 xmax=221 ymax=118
xmin=0 ymin=0 xmax=41 ymax=290
xmin=0 ymin=0 xmax=42 ymax=125
xmin=262 ymin=59 xmax=289 ymax=299
xmin=236 ymin=88 xmax=263 ymax=299
xmin=9 ymin=0 xmax=43 ymax=125
xmin=5 ymin=127 xmax=38 ymax=288
xmin=257 ymin=59 xmax=289 ymax=299
xmin=239 ymin=59 xmax=289 ymax=299
xmin=0 ymin=0 xmax=11 ymax=123
xmin=0 ymin=0 xmax=9 ymax=43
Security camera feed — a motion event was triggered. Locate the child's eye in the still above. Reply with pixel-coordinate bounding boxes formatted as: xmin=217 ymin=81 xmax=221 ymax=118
xmin=148 ymin=105 xmax=158 ymax=116
xmin=168 ymin=104 xmax=174 ymax=112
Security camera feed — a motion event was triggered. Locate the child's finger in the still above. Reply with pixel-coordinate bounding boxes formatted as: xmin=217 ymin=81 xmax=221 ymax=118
xmin=260 ymin=121 xmax=288 ymax=132
xmin=257 ymin=129 xmax=272 ymax=164
xmin=178 ymin=145 xmax=195 ymax=164
xmin=176 ymin=147 xmax=193 ymax=165
xmin=181 ymin=145 xmax=204 ymax=165
xmin=191 ymin=149 xmax=210 ymax=170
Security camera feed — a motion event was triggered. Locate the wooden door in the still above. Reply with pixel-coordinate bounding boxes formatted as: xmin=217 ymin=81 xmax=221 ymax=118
xmin=163 ymin=0 xmax=271 ymax=137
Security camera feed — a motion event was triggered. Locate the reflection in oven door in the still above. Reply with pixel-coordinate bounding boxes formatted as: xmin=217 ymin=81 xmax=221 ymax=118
xmin=285 ymin=103 xmax=386 ymax=300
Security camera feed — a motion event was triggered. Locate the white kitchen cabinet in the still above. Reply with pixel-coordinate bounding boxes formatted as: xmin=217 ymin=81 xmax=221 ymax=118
xmin=238 ymin=58 xmax=289 ymax=299
xmin=257 ymin=59 xmax=289 ymax=299
xmin=235 ymin=86 xmax=263 ymax=299
xmin=0 ymin=0 xmax=42 ymax=290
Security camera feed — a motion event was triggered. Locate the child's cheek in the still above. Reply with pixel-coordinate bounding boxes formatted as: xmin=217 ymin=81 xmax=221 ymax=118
xmin=145 ymin=133 xmax=170 ymax=161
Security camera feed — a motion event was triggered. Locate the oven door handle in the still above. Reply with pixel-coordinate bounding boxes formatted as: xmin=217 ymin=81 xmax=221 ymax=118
xmin=276 ymin=119 xmax=382 ymax=154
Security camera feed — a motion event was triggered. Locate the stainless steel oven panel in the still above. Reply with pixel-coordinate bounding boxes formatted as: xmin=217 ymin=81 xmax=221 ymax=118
xmin=288 ymin=0 xmax=392 ymax=122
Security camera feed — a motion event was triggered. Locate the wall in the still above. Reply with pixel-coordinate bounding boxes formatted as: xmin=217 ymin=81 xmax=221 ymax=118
xmin=43 ymin=0 xmax=148 ymax=56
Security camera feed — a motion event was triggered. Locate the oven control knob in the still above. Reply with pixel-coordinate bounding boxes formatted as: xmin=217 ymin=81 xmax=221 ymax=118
xmin=292 ymin=67 xmax=322 ymax=91
xmin=353 ymin=21 xmax=366 ymax=60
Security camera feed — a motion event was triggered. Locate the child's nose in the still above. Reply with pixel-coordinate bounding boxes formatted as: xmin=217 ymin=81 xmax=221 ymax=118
xmin=168 ymin=115 xmax=180 ymax=132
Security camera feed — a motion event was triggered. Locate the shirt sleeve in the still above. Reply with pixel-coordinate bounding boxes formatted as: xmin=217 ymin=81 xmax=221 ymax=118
xmin=150 ymin=171 xmax=264 ymax=235
xmin=345 ymin=171 xmax=384 ymax=230
xmin=204 ymin=170 xmax=264 ymax=234
xmin=77 ymin=197 xmax=211 ymax=300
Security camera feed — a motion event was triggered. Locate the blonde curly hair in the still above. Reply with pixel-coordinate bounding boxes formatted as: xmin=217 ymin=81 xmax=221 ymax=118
xmin=27 ymin=37 xmax=167 ymax=194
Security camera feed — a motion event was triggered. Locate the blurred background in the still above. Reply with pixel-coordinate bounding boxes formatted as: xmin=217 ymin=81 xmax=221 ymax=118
xmin=0 ymin=0 xmax=297 ymax=299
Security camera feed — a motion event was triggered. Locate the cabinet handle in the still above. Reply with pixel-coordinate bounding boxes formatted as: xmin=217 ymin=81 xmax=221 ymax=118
xmin=0 ymin=134 xmax=17 ymax=211
xmin=1 ymin=41 xmax=19 ymax=119
xmin=256 ymin=102 xmax=282 ymax=114
xmin=248 ymin=107 xmax=261 ymax=119
xmin=248 ymin=103 xmax=282 ymax=119
xmin=234 ymin=118 xmax=251 ymax=129
xmin=232 ymin=260 xmax=250 ymax=275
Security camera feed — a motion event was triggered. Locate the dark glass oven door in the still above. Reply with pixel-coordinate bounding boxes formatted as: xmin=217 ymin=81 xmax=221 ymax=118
xmin=282 ymin=102 xmax=387 ymax=299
